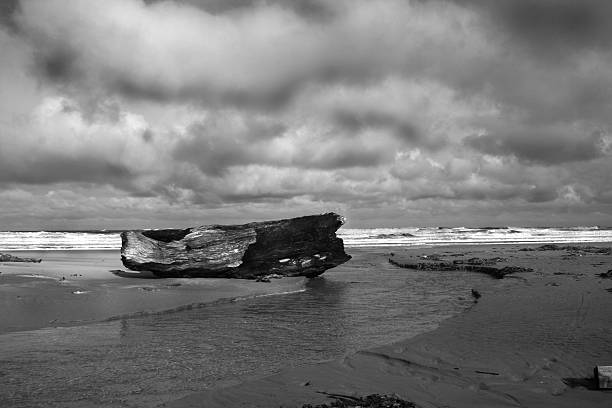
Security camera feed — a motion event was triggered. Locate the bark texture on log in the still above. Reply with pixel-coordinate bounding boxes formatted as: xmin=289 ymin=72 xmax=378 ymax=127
xmin=121 ymin=213 xmax=351 ymax=279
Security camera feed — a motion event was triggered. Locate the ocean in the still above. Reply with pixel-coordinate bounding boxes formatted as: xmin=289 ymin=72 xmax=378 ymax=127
xmin=1 ymin=226 xmax=612 ymax=251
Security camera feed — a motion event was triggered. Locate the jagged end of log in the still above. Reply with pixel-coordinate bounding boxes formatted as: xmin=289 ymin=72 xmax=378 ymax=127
xmin=120 ymin=213 xmax=351 ymax=279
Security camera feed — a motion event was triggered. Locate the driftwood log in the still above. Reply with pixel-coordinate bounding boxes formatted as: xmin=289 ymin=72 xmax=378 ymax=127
xmin=120 ymin=213 xmax=351 ymax=279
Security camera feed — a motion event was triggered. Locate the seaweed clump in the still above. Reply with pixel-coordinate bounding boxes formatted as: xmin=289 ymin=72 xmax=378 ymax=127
xmin=301 ymin=394 xmax=417 ymax=408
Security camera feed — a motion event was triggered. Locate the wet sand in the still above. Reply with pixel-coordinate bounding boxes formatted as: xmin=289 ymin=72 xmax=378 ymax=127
xmin=0 ymin=250 xmax=307 ymax=334
xmin=163 ymin=244 xmax=612 ymax=408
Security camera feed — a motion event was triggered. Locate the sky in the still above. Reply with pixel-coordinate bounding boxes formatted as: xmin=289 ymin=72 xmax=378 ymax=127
xmin=1 ymin=0 xmax=611 ymax=230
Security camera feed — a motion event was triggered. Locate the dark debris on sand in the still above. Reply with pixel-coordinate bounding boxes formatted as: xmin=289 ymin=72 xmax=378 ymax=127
xmin=301 ymin=394 xmax=417 ymax=408
xmin=388 ymin=256 xmax=532 ymax=279
xmin=0 ymin=253 xmax=41 ymax=263
xmin=519 ymin=244 xmax=611 ymax=254
xmin=597 ymin=270 xmax=612 ymax=279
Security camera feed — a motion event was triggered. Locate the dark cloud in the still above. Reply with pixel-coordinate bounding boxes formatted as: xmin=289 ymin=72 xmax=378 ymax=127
xmin=219 ymin=190 xmax=304 ymax=204
xmin=596 ymin=190 xmax=612 ymax=204
xmin=0 ymin=154 xmax=133 ymax=185
xmin=297 ymin=146 xmax=391 ymax=170
xmin=465 ymin=128 xmax=607 ymax=165
xmin=397 ymin=1 xmax=612 ymax=130
xmin=173 ymin=116 xmax=286 ymax=175
xmin=451 ymin=182 xmax=560 ymax=203
xmin=146 ymin=0 xmax=336 ymax=20
xmin=173 ymin=115 xmax=392 ymax=174
xmin=34 ymin=46 xmax=80 ymax=82
xmin=0 ymin=0 xmax=19 ymax=30
xmin=452 ymin=184 xmax=522 ymax=202
xmin=524 ymin=187 xmax=558 ymax=203
xmin=333 ymin=110 xmax=420 ymax=143
xmin=452 ymin=0 xmax=612 ymax=56
xmin=142 ymin=128 xmax=154 ymax=143
xmin=111 ymin=74 xmax=299 ymax=110
xmin=14 ymin=0 xmax=490 ymax=110
xmin=14 ymin=0 xmax=612 ymax=124
xmin=173 ymin=132 xmax=249 ymax=176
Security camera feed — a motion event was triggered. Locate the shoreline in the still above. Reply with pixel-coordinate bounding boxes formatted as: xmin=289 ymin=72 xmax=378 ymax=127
xmin=0 ymin=250 xmax=308 ymax=335
xmin=162 ymin=242 xmax=612 ymax=408
xmin=0 ymin=245 xmax=505 ymax=407
xmin=4 ymin=239 xmax=612 ymax=252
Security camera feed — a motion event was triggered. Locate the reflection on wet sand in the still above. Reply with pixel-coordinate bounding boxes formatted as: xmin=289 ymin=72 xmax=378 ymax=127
xmin=0 ymin=247 xmax=486 ymax=407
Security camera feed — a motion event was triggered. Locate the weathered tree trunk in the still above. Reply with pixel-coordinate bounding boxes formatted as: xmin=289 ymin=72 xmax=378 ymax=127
xmin=120 ymin=213 xmax=351 ymax=279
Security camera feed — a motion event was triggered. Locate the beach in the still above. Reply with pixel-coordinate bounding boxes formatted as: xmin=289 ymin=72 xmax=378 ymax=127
xmin=0 ymin=244 xmax=493 ymax=407
xmin=0 ymin=250 xmax=307 ymax=335
xmin=1 ymin=242 xmax=611 ymax=407
xmin=163 ymin=244 xmax=612 ymax=408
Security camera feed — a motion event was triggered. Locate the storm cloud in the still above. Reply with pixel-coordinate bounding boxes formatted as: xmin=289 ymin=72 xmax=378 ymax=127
xmin=453 ymin=0 xmax=612 ymax=54
xmin=465 ymin=126 xmax=610 ymax=165
xmin=15 ymin=0 xmax=489 ymax=107
xmin=0 ymin=0 xmax=611 ymax=229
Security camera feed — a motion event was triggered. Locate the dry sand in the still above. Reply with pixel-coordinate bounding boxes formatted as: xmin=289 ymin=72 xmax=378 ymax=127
xmin=163 ymin=244 xmax=612 ymax=408
xmin=0 ymin=250 xmax=307 ymax=334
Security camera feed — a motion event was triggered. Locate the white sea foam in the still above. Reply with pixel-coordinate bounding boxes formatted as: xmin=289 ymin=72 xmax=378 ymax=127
xmin=0 ymin=231 xmax=121 ymax=251
xmin=339 ymin=226 xmax=612 ymax=247
xmin=16 ymin=274 xmax=57 ymax=280
xmin=1 ymin=227 xmax=611 ymax=251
